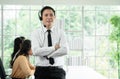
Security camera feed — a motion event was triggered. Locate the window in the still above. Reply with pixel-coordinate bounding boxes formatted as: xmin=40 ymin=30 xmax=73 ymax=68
xmin=0 ymin=6 xmax=1 ymax=58
xmin=1 ymin=5 xmax=119 ymax=79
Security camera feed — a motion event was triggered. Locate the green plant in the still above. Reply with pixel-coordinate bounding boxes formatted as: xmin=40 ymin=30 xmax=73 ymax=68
xmin=109 ymin=15 xmax=120 ymax=79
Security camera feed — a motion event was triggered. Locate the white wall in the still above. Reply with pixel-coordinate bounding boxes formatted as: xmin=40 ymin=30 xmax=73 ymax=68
xmin=0 ymin=0 xmax=120 ymax=5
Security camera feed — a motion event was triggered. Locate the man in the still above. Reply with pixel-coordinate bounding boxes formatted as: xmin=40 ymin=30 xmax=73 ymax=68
xmin=31 ymin=6 xmax=68 ymax=79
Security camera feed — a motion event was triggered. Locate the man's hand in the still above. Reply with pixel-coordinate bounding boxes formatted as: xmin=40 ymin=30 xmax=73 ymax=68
xmin=55 ymin=44 xmax=60 ymax=50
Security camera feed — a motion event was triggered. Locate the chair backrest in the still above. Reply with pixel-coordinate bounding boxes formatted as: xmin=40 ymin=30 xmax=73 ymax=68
xmin=0 ymin=58 xmax=6 ymax=79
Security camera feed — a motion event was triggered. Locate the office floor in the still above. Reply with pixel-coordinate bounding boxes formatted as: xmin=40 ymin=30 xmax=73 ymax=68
xmin=5 ymin=66 xmax=107 ymax=79
xmin=66 ymin=66 xmax=107 ymax=79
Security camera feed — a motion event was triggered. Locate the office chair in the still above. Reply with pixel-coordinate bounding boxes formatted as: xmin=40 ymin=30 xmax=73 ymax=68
xmin=0 ymin=58 xmax=7 ymax=79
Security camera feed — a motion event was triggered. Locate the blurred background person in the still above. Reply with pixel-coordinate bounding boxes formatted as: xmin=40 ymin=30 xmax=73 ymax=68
xmin=11 ymin=39 xmax=35 ymax=79
xmin=10 ymin=36 xmax=25 ymax=68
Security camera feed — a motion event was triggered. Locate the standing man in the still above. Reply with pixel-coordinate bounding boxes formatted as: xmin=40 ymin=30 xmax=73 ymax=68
xmin=31 ymin=6 xmax=68 ymax=79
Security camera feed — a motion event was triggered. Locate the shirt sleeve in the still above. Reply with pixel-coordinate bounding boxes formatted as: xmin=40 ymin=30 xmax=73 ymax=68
xmin=31 ymin=30 xmax=55 ymax=56
xmin=19 ymin=56 xmax=35 ymax=76
xmin=48 ymin=30 xmax=69 ymax=58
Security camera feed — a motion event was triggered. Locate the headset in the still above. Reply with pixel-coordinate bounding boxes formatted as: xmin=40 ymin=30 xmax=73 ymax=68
xmin=38 ymin=10 xmax=46 ymax=27
xmin=38 ymin=6 xmax=56 ymax=22
xmin=38 ymin=10 xmax=42 ymax=21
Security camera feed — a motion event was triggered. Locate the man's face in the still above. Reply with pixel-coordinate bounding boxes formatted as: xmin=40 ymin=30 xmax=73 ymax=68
xmin=42 ymin=9 xmax=55 ymax=29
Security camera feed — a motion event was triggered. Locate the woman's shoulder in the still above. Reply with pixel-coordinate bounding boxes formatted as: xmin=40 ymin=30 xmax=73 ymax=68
xmin=17 ymin=55 xmax=27 ymax=60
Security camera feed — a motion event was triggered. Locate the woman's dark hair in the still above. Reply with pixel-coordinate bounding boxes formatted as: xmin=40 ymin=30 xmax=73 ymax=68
xmin=19 ymin=39 xmax=31 ymax=56
xmin=10 ymin=36 xmax=25 ymax=68
xmin=20 ymin=36 xmax=25 ymax=40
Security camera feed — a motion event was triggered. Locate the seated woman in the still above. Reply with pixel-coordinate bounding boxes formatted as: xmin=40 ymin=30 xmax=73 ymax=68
xmin=11 ymin=39 xmax=35 ymax=79
xmin=10 ymin=36 xmax=25 ymax=68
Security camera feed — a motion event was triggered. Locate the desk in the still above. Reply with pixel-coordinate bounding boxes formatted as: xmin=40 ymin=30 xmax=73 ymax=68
xmin=66 ymin=66 xmax=107 ymax=79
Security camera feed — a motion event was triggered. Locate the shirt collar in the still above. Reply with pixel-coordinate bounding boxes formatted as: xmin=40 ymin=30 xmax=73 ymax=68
xmin=42 ymin=24 xmax=54 ymax=33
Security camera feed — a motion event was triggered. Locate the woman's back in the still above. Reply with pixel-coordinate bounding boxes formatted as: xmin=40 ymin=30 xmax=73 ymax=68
xmin=11 ymin=40 xmax=35 ymax=79
xmin=10 ymin=36 xmax=25 ymax=68
xmin=11 ymin=55 xmax=34 ymax=79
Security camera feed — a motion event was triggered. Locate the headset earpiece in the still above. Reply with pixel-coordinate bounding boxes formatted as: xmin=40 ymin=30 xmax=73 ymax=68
xmin=38 ymin=10 xmax=42 ymax=21
xmin=38 ymin=15 xmax=42 ymax=21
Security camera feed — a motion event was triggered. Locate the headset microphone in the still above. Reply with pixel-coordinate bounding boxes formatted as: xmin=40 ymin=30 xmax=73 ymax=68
xmin=44 ymin=25 xmax=46 ymax=27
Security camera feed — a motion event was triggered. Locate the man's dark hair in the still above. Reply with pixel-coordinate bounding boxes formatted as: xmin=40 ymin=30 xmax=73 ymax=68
xmin=38 ymin=6 xmax=55 ymax=21
xmin=41 ymin=6 xmax=55 ymax=16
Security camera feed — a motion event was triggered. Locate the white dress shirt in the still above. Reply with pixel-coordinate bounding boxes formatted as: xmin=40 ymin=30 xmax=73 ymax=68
xmin=31 ymin=24 xmax=68 ymax=66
